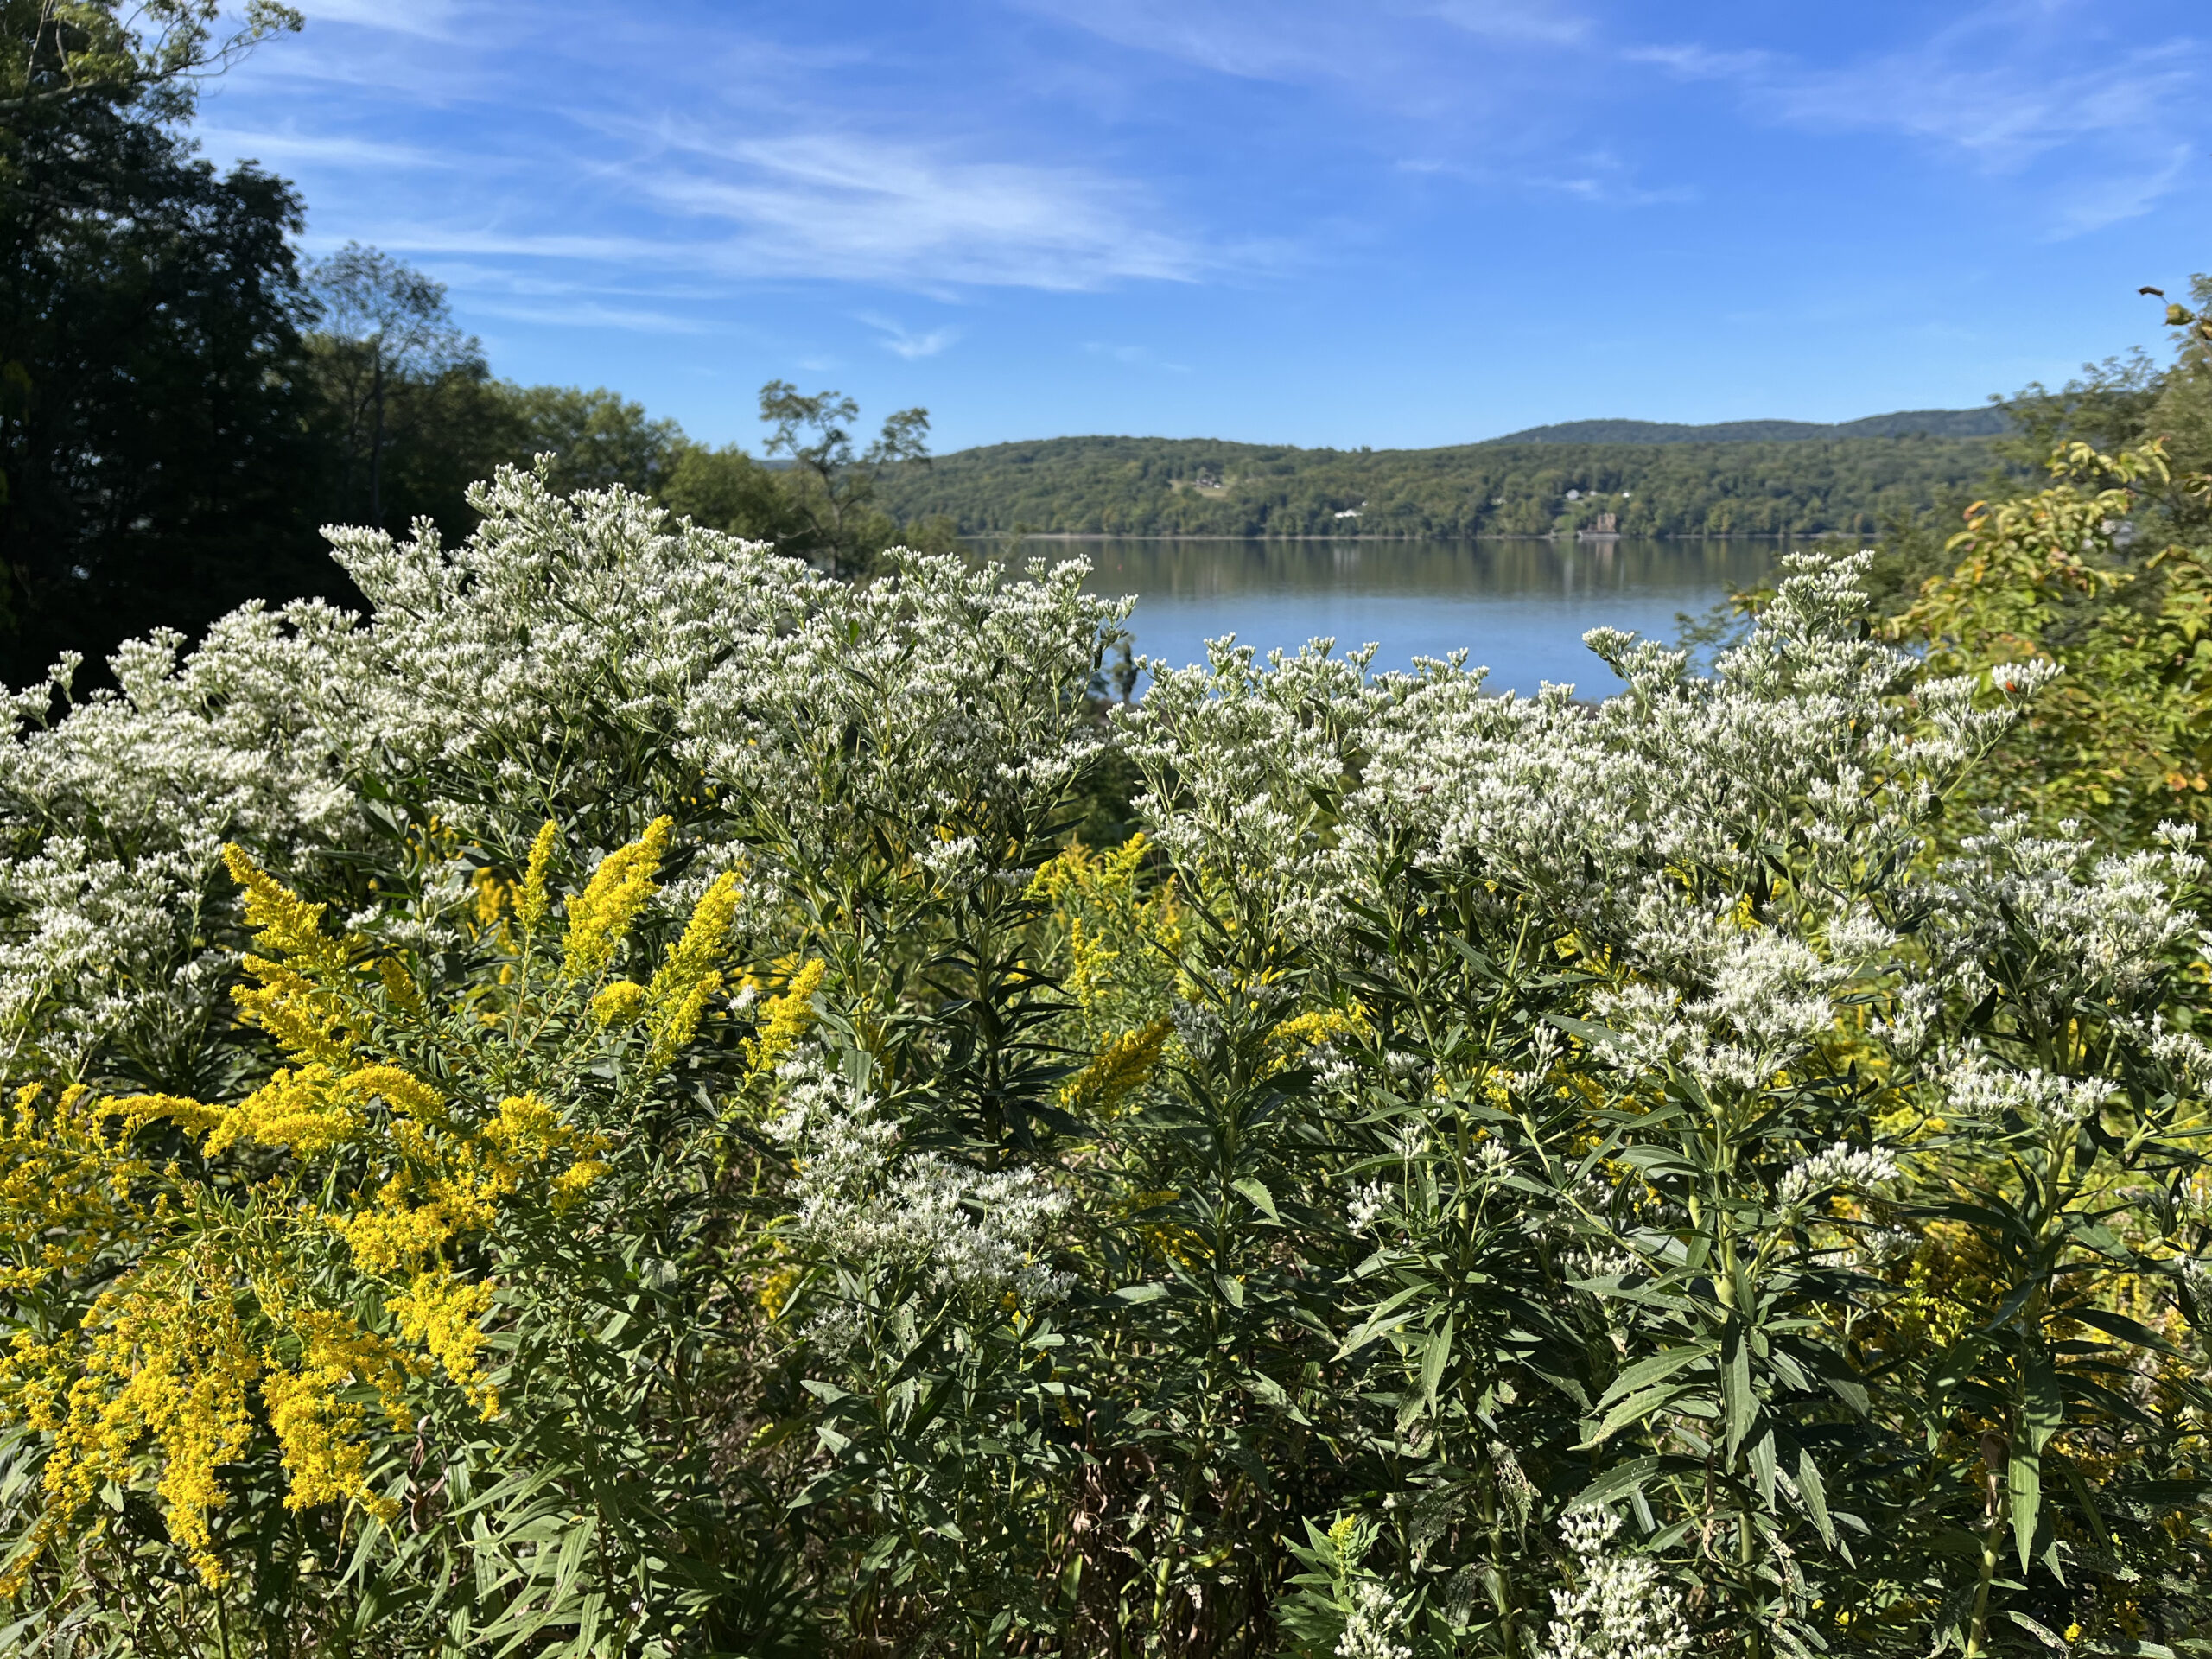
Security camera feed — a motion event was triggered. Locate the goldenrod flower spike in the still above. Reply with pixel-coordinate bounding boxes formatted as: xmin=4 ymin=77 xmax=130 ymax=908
xmin=741 ymin=957 xmax=827 ymax=1080
xmin=592 ymin=981 xmax=648 ymax=1028
xmin=560 ymin=816 xmax=673 ymax=982
xmin=183 ymin=1065 xmax=444 ymax=1160
xmin=222 ymin=844 xmax=344 ymax=966
xmin=1059 ymin=1019 xmax=1172 ymax=1116
xmin=516 ymin=818 xmax=561 ymax=932
xmin=644 ymin=870 xmax=741 ymax=1065
xmin=260 ymin=1310 xmax=410 ymax=1522
xmin=389 ymin=1269 xmax=499 ymax=1417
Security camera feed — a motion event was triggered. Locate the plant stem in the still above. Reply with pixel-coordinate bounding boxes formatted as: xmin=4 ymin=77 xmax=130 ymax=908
xmin=1964 ymin=1509 xmax=2005 ymax=1658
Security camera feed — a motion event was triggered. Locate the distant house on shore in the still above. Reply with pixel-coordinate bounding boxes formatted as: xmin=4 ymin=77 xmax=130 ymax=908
xmin=1580 ymin=512 xmax=1620 ymax=540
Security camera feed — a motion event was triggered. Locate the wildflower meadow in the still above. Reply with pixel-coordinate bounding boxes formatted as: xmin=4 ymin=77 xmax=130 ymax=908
xmin=3 ymin=453 xmax=2212 ymax=1659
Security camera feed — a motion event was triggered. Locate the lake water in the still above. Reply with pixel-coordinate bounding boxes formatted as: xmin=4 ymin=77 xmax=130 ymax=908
xmin=1046 ymin=537 xmax=1781 ymax=696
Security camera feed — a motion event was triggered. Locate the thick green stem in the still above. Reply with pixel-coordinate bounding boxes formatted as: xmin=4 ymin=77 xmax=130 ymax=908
xmin=1964 ymin=1509 xmax=2005 ymax=1659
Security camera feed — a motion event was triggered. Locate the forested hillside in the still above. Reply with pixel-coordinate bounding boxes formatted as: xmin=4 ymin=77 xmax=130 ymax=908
xmin=872 ymin=430 xmax=2015 ymax=538
xmin=1491 ymin=404 xmax=2015 ymax=442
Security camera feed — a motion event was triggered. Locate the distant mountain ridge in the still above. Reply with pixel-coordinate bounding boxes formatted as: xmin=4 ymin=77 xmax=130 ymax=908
xmin=1487 ymin=407 xmax=2014 ymax=445
xmin=877 ymin=422 xmax=2015 ymax=541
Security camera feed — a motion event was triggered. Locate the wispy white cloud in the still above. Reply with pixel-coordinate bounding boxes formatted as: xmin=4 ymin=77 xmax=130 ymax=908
xmin=470 ymin=300 xmax=717 ymax=334
xmin=335 ymin=130 xmax=1211 ymax=300
xmin=304 ymin=226 xmax=682 ymax=264
xmin=1084 ymin=340 xmax=1190 ymax=372
xmin=1625 ymin=3 xmax=2204 ymax=232
xmin=1398 ymin=148 xmax=1692 ymax=206
xmin=859 ymin=312 xmax=960 ymax=359
xmin=1014 ymin=0 xmax=1586 ymax=84
xmin=1421 ymin=1 xmax=1589 ymax=48
xmin=194 ymin=127 xmax=457 ymax=171
xmin=1012 ymin=0 xmax=1354 ymax=83
xmin=636 ymin=128 xmax=1208 ymax=290
xmin=1629 ymin=7 xmax=2203 ymax=173
xmin=289 ymin=0 xmax=465 ymax=41
xmin=2046 ymin=143 xmax=2195 ymax=236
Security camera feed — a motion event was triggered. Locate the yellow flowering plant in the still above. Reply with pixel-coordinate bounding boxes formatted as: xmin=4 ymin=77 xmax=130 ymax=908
xmin=0 ymin=814 xmax=761 ymax=1643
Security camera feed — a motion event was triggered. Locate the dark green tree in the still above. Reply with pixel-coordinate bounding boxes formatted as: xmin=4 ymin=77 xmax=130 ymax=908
xmin=758 ymin=379 xmax=933 ymax=575
xmin=497 ymin=383 xmax=683 ymax=495
xmin=660 ymin=440 xmax=806 ymax=543
xmin=0 ymin=0 xmax=324 ymax=685
xmin=304 ymin=244 xmax=490 ymax=533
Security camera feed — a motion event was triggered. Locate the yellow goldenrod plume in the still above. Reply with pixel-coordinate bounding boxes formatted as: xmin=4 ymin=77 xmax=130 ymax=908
xmin=389 ymin=1269 xmax=499 ymax=1417
xmin=644 ymin=870 xmax=741 ymax=1066
xmin=1059 ymin=1019 xmax=1172 ymax=1116
xmin=592 ymin=981 xmax=649 ymax=1027
xmin=16 ymin=1254 xmax=264 ymax=1589
xmin=561 ymin=817 xmax=673 ymax=982
xmin=259 ymin=1310 xmax=410 ymax=1522
xmin=220 ymin=846 xmax=359 ymax=1065
xmin=222 ymin=844 xmax=342 ymax=964
xmin=516 ymin=819 xmax=561 ymax=932
xmin=741 ymin=957 xmax=826 ymax=1080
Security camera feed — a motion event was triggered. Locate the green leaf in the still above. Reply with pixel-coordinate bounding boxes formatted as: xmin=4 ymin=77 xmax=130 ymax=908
xmin=1596 ymin=1342 xmax=1716 ymax=1409
xmin=1420 ymin=1313 xmax=1456 ymax=1412
xmin=2009 ymin=1442 xmax=2041 ymax=1574
xmin=1580 ymin=1382 xmax=1697 ymax=1448
xmin=1723 ymin=1327 xmax=1755 ymax=1460
xmin=2065 ymin=1305 xmax=2182 ymax=1356
xmin=1334 ymin=1285 xmax=1427 ymax=1359
xmin=1572 ymin=1457 xmax=1660 ymax=1510
xmin=2005 ymin=1611 xmax=2068 ymax=1650
xmin=2022 ymin=1348 xmax=2063 ymax=1452
xmin=1796 ymin=1448 xmax=1835 ymax=1545
xmin=1232 ymin=1176 xmax=1280 ymax=1221
xmin=1748 ymin=1424 xmax=1777 ymax=1510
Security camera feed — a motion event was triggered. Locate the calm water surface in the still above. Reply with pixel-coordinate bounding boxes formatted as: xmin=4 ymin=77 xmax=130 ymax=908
xmin=1051 ymin=537 xmax=1783 ymax=695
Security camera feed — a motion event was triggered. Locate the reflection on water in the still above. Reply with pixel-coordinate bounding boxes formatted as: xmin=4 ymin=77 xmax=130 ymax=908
xmin=1042 ymin=537 xmax=1780 ymax=696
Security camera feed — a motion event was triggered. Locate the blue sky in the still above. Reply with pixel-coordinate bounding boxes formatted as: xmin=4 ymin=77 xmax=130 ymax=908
xmin=192 ymin=0 xmax=2209 ymax=454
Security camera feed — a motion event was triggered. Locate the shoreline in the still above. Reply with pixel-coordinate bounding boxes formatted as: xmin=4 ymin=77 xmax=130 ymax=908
xmin=969 ymin=531 xmax=1853 ymax=544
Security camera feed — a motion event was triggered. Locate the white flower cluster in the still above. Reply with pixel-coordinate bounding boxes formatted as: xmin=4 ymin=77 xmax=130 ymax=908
xmin=1117 ymin=553 xmax=2041 ymax=1103
xmin=1943 ymin=1056 xmax=2113 ymax=1132
xmin=1928 ymin=817 xmax=2202 ymax=1006
xmin=1776 ymin=1142 xmax=1901 ymax=1211
xmin=769 ymin=1051 xmax=1073 ymax=1305
xmin=1507 ymin=1024 xmax=1564 ymax=1098
xmin=3 ymin=467 xmax=1124 ymax=1087
xmin=1346 ymin=1180 xmax=1392 ymax=1235
xmin=1539 ymin=1505 xmax=1691 ymax=1659
xmin=678 ymin=548 xmax=1126 ymax=900
xmin=1 ymin=605 xmax=364 ymax=1079
xmin=1335 ymin=1579 xmax=1411 ymax=1659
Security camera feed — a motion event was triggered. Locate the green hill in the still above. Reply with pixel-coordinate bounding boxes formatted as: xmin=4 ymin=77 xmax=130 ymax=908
xmin=1491 ymin=406 xmax=2014 ymax=444
xmin=874 ymin=423 xmax=2016 ymax=540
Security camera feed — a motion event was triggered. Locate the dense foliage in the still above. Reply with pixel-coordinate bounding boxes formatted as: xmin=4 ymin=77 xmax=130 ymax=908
xmin=1882 ymin=281 xmax=2212 ymax=844
xmin=0 ymin=3 xmax=951 ymax=686
xmin=2 ymin=458 xmax=2211 ymax=1658
xmin=0 ymin=0 xmax=327 ymax=683
xmin=868 ymin=433 xmax=2014 ymax=543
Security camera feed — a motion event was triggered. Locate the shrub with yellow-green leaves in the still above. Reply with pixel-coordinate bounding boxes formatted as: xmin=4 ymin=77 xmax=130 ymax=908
xmin=1892 ymin=435 xmax=2212 ymax=840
